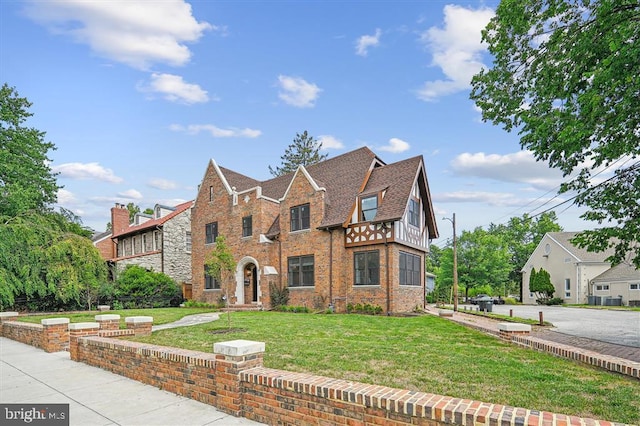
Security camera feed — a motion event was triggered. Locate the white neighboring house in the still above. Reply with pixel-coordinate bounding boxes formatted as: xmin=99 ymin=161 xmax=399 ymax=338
xmin=591 ymin=263 xmax=640 ymax=307
xmin=522 ymin=232 xmax=614 ymax=305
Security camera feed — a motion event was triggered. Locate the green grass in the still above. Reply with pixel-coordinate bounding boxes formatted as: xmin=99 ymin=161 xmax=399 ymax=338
xmin=128 ymin=311 xmax=639 ymax=424
xmin=16 ymin=307 xmax=218 ymax=327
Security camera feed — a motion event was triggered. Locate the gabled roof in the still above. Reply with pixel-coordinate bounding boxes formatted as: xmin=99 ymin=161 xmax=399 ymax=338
xmin=112 ymin=200 xmax=193 ymax=238
xmin=592 ymin=262 xmax=640 ymax=283
xmin=92 ymin=230 xmax=112 ymax=243
xmin=361 ymin=155 xmax=439 ymax=238
xmin=547 ymin=232 xmax=616 ymax=263
xmin=212 ymin=146 xmax=438 ymax=237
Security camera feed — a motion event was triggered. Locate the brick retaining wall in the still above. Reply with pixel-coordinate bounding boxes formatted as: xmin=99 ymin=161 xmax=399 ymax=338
xmin=2 ymin=321 xmax=43 ymax=349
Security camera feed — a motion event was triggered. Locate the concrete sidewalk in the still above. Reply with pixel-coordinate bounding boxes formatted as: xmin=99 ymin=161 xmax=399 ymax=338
xmin=0 ymin=337 xmax=262 ymax=426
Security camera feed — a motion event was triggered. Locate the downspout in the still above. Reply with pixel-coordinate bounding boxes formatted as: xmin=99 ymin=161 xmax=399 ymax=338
xmin=383 ymin=223 xmax=391 ymax=315
xmin=329 ymin=228 xmax=334 ymax=308
xmin=278 ymin=235 xmax=282 ymax=289
xmin=156 ymin=226 xmax=164 ymax=274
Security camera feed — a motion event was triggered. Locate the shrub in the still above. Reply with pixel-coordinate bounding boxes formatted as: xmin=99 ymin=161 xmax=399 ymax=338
xmin=113 ymin=265 xmax=182 ymax=308
xmin=544 ymin=297 xmax=563 ymax=306
xmin=274 ymin=305 xmax=310 ymax=313
xmin=269 ymin=281 xmax=289 ymax=308
xmin=346 ymin=303 xmax=383 ymax=315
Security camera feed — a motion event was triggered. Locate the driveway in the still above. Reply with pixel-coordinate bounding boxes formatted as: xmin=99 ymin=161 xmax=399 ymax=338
xmin=488 ymin=304 xmax=640 ymax=348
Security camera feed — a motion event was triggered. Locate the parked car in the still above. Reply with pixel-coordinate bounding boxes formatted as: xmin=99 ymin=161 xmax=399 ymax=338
xmin=469 ymin=294 xmax=505 ymax=305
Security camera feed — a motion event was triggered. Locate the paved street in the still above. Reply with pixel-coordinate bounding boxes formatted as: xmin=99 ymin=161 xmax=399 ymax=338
xmin=488 ymin=304 xmax=640 ymax=348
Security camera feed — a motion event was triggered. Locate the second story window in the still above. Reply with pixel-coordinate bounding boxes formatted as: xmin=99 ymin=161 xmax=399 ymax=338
xmin=185 ymin=231 xmax=192 ymax=253
xmin=205 ymin=222 xmax=218 ymax=244
xmin=209 ymin=186 xmax=214 ymax=202
xmin=408 ymin=198 xmax=420 ymax=227
xmin=361 ymin=195 xmax=378 ymax=222
xmin=242 ymin=216 xmax=253 ymax=237
xmin=290 ymin=203 xmax=310 ymax=232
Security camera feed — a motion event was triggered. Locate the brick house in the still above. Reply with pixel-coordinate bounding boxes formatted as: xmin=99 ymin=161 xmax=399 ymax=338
xmin=191 ymin=147 xmax=439 ymax=313
xmin=110 ymin=201 xmax=193 ymax=285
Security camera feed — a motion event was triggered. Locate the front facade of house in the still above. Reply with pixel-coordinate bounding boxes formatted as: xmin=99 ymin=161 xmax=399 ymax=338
xmin=110 ymin=201 xmax=193 ymax=284
xmin=191 ymin=147 xmax=439 ymax=313
xmin=522 ymin=232 xmax=613 ymax=304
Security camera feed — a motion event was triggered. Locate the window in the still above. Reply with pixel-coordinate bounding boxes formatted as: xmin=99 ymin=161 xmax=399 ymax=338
xmin=354 ymin=250 xmax=379 ymax=285
xmin=400 ymin=252 xmax=421 ymax=286
xmin=361 ymin=195 xmax=378 ymax=222
xmin=565 ymin=278 xmax=571 ymax=298
xmin=205 ymin=222 xmax=218 ymax=244
xmin=408 ymin=199 xmax=420 ymax=227
xmin=595 ymin=284 xmax=609 ymax=291
xmin=154 ymin=231 xmax=162 ymax=251
xmin=204 ymin=267 xmax=220 ymax=290
xmin=124 ymin=238 xmax=132 ymax=256
xmin=133 ymin=236 xmax=141 ymax=255
xmin=288 ymin=255 xmax=314 ymax=287
xmin=242 ymin=216 xmax=253 ymax=237
xmin=185 ymin=232 xmax=192 ymax=253
xmin=630 ymin=283 xmax=639 ymax=290
xmin=290 ymin=204 xmax=310 ymax=232
xmin=209 ymin=186 xmax=214 ymax=202
xmin=144 ymin=233 xmax=153 ymax=252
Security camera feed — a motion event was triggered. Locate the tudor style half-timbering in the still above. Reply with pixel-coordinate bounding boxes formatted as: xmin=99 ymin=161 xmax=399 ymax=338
xmin=191 ymin=147 xmax=438 ymax=313
xmin=109 ymin=201 xmax=193 ymax=284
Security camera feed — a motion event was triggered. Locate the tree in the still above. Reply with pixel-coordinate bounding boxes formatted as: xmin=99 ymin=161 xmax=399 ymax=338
xmin=204 ymin=235 xmax=237 ymax=327
xmin=471 ymin=1 xmax=640 ymax=267
xmin=268 ymin=131 xmax=328 ymax=177
xmin=529 ymin=267 xmax=554 ymax=302
xmin=0 ymin=83 xmax=59 ymax=217
xmin=113 ymin=265 xmax=181 ymax=308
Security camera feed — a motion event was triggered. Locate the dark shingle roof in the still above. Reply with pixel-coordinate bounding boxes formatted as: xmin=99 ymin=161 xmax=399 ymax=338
xmin=112 ymin=200 xmax=193 ymax=238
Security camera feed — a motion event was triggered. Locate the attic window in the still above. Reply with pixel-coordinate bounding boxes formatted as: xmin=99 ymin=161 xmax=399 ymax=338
xmin=361 ymin=195 xmax=378 ymax=222
xmin=408 ymin=198 xmax=420 ymax=227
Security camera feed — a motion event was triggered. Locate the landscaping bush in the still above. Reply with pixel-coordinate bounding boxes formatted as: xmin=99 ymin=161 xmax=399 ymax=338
xmin=269 ymin=281 xmax=289 ymax=308
xmin=113 ymin=265 xmax=182 ymax=308
xmin=275 ymin=305 xmax=311 ymax=313
xmin=346 ymin=303 xmax=383 ymax=315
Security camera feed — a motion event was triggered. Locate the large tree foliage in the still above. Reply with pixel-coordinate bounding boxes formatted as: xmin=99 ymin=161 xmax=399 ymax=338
xmin=471 ymin=1 xmax=640 ymax=266
xmin=268 ymin=131 xmax=328 ymax=177
xmin=0 ymin=84 xmax=59 ymax=217
xmin=490 ymin=212 xmax=562 ymax=283
xmin=0 ymin=84 xmax=107 ymax=311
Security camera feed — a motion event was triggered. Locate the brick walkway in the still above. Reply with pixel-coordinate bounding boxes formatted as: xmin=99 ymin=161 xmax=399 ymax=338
xmin=425 ymin=305 xmax=640 ymax=364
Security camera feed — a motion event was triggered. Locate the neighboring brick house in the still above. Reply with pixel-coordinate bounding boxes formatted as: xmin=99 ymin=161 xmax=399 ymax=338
xmin=522 ymin=232 xmax=615 ymax=305
xmin=110 ymin=201 xmax=193 ymax=284
xmin=191 ymin=146 xmax=439 ymax=313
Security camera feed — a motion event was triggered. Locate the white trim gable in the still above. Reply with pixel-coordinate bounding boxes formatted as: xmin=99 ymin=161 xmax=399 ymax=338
xmin=279 ymin=165 xmax=326 ymax=202
xmin=208 ymin=158 xmax=234 ymax=195
xmin=546 ymin=234 xmax=581 ymax=262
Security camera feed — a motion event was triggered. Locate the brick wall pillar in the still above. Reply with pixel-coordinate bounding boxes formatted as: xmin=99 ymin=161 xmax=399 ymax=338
xmin=95 ymin=314 xmax=121 ymax=331
xmin=0 ymin=312 xmax=19 ymax=336
xmin=213 ymin=340 xmax=265 ymax=417
xmin=498 ymin=323 xmax=531 ymax=341
xmin=41 ymin=318 xmax=70 ymax=353
xmin=69 ymin=322 xmax=100 ymax=362
xmin=125 ymin=316 xmax=153 ymax=336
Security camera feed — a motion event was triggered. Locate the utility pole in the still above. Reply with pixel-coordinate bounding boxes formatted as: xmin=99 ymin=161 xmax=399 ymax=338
xmin=443 ymin=213 xmax=458 ymax=312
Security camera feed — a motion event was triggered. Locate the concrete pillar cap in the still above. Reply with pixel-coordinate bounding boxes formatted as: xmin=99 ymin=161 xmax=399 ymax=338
xmin=68 ymin=322 xmax=100 ymax=330
xmin=498 ymin=322 xmax=532 ymax=332
xmin=0 ymin=312 xmax=19 ymax=318
xmin=214 ymin=340 xmax=265 ymax=356
xmin=41 ymin=318 xmax=70 ymax=326
xmin=125 ymin=316 xmax=153 ymax=324
xmin=95 ymin=314 xmax=121 ymax=321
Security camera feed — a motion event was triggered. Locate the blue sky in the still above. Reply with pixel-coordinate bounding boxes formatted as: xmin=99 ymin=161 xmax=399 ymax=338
xmin=0 ymin=0 xmax=601 ymax=244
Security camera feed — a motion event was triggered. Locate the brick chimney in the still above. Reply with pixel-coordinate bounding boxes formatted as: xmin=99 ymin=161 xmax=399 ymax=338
xmin=111 ymin=203 xmax=130 ymax=236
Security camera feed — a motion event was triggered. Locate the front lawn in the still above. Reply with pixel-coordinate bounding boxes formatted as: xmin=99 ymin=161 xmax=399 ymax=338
xmin=130 ymin=311 xmax=639 ymax=424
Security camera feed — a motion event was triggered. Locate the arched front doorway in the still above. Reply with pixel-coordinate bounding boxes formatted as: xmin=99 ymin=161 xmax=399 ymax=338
xmin=235 ymin=256 xmax=260 ymax=305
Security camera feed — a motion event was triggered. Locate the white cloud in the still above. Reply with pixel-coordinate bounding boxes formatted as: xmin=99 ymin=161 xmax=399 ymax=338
xmin=450 ymin=150 xmax=564 ymax=190
xmin=117 ymin=189 xmax=143 ymax=200
xmin=148 ymin=178 xmax=178 ymax=190
xmin=355 ymin=28 xmax=382 ymax=56
xmin=378 ymin=138 xmax=410 ymax=153
xmin=53 ymin=162 xmax=123 ymax=183
xmin=170 ymin=123 xmax=261 ymax=138
xmin=317 ymin=135 xmax=344 ymax=150
xmin=24 ymin=0 xmax=213 ymax=70
xmin=417 ymin=5 xmax=494 ymax=101
xmin=56 ymin=188 xmax=76 ymax=204
xmin=139 ymin=73 xmax=209 ymax=104
xmin=433 ymin=191 xmax=533 ymax=207
xmin=277 ymin=75 xmax=322 ymax=108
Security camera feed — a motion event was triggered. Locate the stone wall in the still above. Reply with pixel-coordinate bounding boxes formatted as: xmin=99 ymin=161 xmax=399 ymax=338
xmin=162 ymin=207 xmax=192 ymax=284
